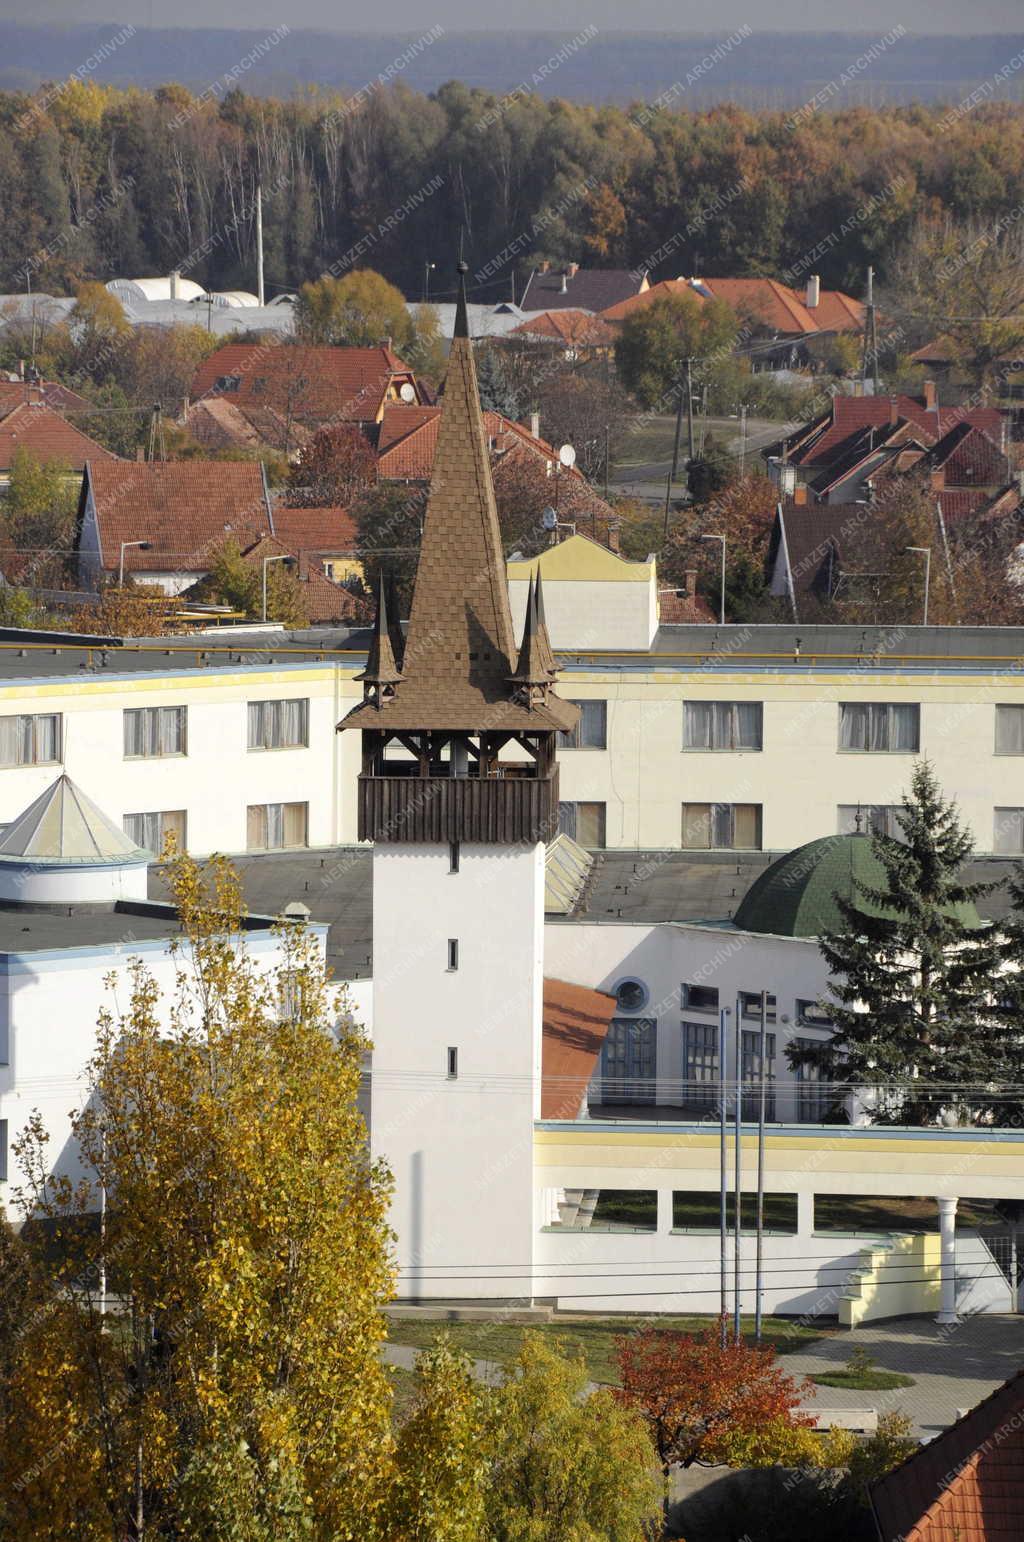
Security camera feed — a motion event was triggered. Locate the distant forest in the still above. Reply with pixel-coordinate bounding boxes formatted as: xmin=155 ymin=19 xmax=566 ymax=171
xmin=2 ymin=77 xmax=1024 ymax=306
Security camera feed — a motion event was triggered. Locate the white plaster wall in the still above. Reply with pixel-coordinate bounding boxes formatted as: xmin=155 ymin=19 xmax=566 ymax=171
xmin=509 ymin=578 xmax=657 ymax=652
xmin=371 ymin=841 xmax=545 ymax=1301
xmin=543 ymin=919 xmax=830 ymax=1115
xmin=0 ymin=861 xmax=149 ymax=905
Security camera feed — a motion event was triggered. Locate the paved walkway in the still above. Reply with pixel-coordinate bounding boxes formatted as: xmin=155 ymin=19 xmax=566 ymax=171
xmin=385 ymin=1315 xmax=1024 ymax=1438
xmin=783 ymin=1314 xmax=1024 ymax=1436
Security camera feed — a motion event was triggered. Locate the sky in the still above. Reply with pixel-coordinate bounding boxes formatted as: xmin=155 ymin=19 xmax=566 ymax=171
xmin=6 ymin=0 xmax=1024 ymax=32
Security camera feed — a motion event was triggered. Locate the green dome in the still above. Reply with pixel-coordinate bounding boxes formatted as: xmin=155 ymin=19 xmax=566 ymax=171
xmin=733 ymin=833 xmax=982 ymax=938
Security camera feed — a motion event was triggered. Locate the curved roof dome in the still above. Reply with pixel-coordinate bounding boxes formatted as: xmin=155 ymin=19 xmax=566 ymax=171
xmin=733 ymin=832 xmax=982 ymax=938
xmin=0 ymin=773 xmax=147 ymax=866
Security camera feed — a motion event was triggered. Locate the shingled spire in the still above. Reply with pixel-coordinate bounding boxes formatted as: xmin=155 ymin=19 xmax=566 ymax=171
xmin=533 ymin=571 xmax=558 ymax=680
xmin=510 ymin=573 xmax=559 ymax=707
xmin=340 ymin=258 xmax=577 ymax=734
xmin=357 ymin=575 xmax=401 ymax=706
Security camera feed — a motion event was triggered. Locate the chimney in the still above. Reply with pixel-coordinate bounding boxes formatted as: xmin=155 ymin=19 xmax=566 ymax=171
xmin=607 ymin=520 xmax=621 ymax=554
xmin=530 ymin=410 xmax=540 ymax=440
xmin=560 ymin=271 xmax=568 ymax=294
xmin=923 ymin=379 xmax=937 ymax=411
xmin=889 ymin=395 xmax=899 ymax=427
xmin=538 ymin=259 xmax=550 ymax=274
xmin=683 ymin=567 xmax=697 ymax=595
xmin=931 ymin=467 xmax=945 ymax=491
xmin=567 ymin=262 xmax=579 ymax=279
xmin=792 ymin=484 xmax=808 ymax=506
xmin=16 ymin=358 xmax=24 ymax=381
xmin=169 ymin=269 xmax=179 ymax=300
xmin=805 ymin=274 xmax=820 ymax=309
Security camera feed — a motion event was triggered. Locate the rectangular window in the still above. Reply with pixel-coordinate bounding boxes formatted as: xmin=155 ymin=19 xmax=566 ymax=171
xmin=794 ymin=1037 xmax=831 ymax=1122
xmin=447 ymin=1046 xmax=458 ymax=1079
xmin=600 ymin=1018 xmax=656 ymax=1104
xmin=123 ymin=810 xmax=187 ymax=853
xmin=0 ymin=1119 xmax=6 ymax=1183
xmin=683 ymin=701 xmax=763 ymax=752
xmin=995 ymin=705 xmax=1024 ymax=755
xmin=123 ymin=706 xmax=187 ymax=758
xmin=449 ymin=841 xmax=460 ymax=873
xmin=838 ymin=702 xmax=919 ymax=753
xmin=247 ymin=698 xmax=309 ymax=751
xmin=246 ymin=802 xmax=308 ymax=851
xmin=995 ymin=808 xmax=1024 ymax=855
xmin=681 ymin=803 xmax=762 ymax=850
xmin=672 ymin=1190 xmax=797 ymax=1234
xmin=590 ymin=1190 xmax=657 ymax=1231
xmin=447 ymin=939 xmax=459 ymax=971
xmin=739 ymin=991 xmax=777 ymax=1022
xmin=741 ymin=1028 xmax=776 ymax=1121
xmin=838 ymin=804 xmax=903 ymax=839
xmin=559 ymin=699 xmax=607 ymax=749
xmin=682 ymin=1021 xmax=720 ymax=1109
xmin=558 ymin=801 xmax=606 ymax=847
xmin=796 ymin=999 xmax=832 ymax=1027
xmin=682 ymin=983 xmax=718 ymax=1012
xmin=0 ymin=712 xmax=61 ymax=768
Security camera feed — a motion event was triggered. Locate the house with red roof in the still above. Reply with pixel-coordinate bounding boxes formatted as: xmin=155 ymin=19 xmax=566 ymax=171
xmin=0 ymin=378 xmax=90 ymax=420
xmin=269 ymin=505 xmax=361 ymax=586
xmin=181 ymin=397 xmax=311 ymax=458
xmin=375 ymin=403 xmax=583 ymax=485
xmin=871 ymin=1365 xmax=1024 ymax=1541
xmin=77 ymin=460 xmax=273 ymax=594
xmin=188 ymin=343 xmax=427 ymax=434
xmin=508 ymin=309 xmax=616 ymax=359
xmin=225 ymin=532 xmax=367 ymax=626
xmin=0 ymin=402 xmax=118 ymax=481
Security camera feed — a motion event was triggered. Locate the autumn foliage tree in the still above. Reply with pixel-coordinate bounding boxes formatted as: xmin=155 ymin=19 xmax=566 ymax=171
xmin=287 ymin=422 xmax=378 ymax=508
xmin=616 ymin=1324 xmax=810 ymax=1503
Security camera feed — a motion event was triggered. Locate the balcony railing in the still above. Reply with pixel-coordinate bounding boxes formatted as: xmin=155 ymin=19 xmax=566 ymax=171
xmin=358 ymin=769 xmax=560 ymax=844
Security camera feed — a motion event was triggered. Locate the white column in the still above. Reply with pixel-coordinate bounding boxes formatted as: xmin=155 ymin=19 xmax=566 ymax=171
xmin=936 ymin=1196 xmax=959 ymax=1324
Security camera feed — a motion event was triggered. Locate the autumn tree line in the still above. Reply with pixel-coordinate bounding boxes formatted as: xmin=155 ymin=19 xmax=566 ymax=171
xmin=4 ymin=79 xmax=1024 ymax=303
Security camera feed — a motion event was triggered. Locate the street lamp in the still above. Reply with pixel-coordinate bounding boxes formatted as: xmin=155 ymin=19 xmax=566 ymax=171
xmin=262 ymin=553 xmax=290 ymax=622
xmin=905 ymin=545 xmax=931 ymax=626
xmin=119 ymin=540 xmax=150 ymax=587
xmin=700 ymin=533 xmax=727 ymax=625
xmin=424 ymin=261 xmax=436 ymax=304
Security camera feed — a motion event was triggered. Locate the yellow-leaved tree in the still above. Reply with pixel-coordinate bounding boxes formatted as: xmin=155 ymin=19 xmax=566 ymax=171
xmin=1 ymin=849 xmax=396 ymax=1541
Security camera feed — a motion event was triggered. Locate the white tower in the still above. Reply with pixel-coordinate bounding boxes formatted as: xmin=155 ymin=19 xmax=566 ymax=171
xmin=339 ymin=264 xmax=578 ymax=1302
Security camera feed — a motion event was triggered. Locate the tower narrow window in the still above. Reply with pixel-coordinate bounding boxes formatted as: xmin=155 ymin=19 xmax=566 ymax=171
xmin=447 ymin=939 xmax=459 ymax=971
xmin=449 ymin=840 xmax=460 ymax=872
xmin=447 ymin=1047 xmax=459 ymax=1079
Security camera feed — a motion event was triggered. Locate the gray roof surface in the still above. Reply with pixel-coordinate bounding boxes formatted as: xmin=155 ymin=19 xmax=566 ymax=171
xmin=3 ymin=622 xmax=1024 ymax=685
xmin=0 ymin=899 xmax=185 ymax=954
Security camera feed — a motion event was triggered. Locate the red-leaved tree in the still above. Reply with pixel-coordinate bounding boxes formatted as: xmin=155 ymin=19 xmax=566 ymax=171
xmin=287 ymin=423 xmax=377 ymax=508
xmin=616 ymin=1324 xmax=811 ymax=1504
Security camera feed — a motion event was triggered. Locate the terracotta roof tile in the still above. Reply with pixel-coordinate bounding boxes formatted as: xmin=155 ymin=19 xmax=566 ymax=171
xmin=872 ymin=1366 xmax=1024 ymax=1542
xmin=82 ymin=460 xmax=271 ymax=575
xmin=189 ymin=343 xmax=423 ymax=425
xmin=183 ymin=397 xmax=310 ymax=454
xmin=541 ymin=978 xmax=615 ymax=1120
xmin=509 ymin=309 xmax=616 ymax=346
xmin=271 ymin=505 xmax=358 ymax=554
xmin=601 ymin=278 xmax=701 ymax=322
xmin=0 ymin=403 xmax=117 ymax=471
xmin=0 ymin=380 xmax=90 ymax=417
xmin=237 ymin=532 xmax=365 ymax=624
xmin=376 ymin=404 xmax=564 ymax=483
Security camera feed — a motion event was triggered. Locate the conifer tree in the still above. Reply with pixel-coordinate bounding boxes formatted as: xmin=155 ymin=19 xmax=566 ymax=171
xmin=789 ymin=761 xmax=1004 ymax=1125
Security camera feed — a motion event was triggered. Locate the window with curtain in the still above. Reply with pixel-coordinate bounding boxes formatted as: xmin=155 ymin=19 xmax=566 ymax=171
xmin=995 ymin=705 xmax=1024 ymax=754
xmin=557 ymin=801 xmax=606 ymax=846
xmin=683 ymin=701 xmax=762 ymax=751
xmin=794 ymin=1037 xmax=831 ymax=1122
xmin=558 ymin=699 xmax=607 ymax=749
xmin=681 ymin=803 xmax=762 ymax=850
xmin=739 ymin=992 xmax=777 ymax=1022
xmin=247 ymin=699 xmax=309 ymax=750
xmin=995 ymin=808 xmax=1024 ymax=855
xmin=246 ymin=802 xmax=308 ymax=850
xmin=682 ymin=1021 xmax=720 ymax=1109
xmin=838 ymin=804 xmax=904 ymax=839
xmin=123 ymin=809 xmax=187 ymax=853
xmin=838 ymin=702 xmax=919 ymax=752
xmin=123 ymin=706 xmax=187 ymax=758
xmin=0 ymin=713 xmax=61 ymax=768
xmin=740 ymin=1029 xmax=776 ymax=1121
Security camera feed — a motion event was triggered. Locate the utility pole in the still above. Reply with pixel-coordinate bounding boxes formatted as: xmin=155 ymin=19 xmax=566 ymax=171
xmin=739 ymin=404 xmax=747 ymax=477
xmin=719 ymin=1004 xmax=731 ymax=1347
xmin=604 ymin=422 xmax=610 ymax=499
xmin=686 ymin=355 xmax=696 ymax=465
xmin=754 ymin=989 xmax=768 ymax=1344
xmin=733 ymin=996 xmax=743 ymax=1344
xmin=255 ymin=183 xmax=265 ymax=306
xmin=861 ymin=265 xmax=879 ymax=395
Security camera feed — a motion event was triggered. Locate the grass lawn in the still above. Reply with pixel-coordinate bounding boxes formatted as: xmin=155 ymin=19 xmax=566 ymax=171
xmin=388 ymin=1364 xmax=419 ymax=1423
xmin=385 ymin=1314 xmax=831 ymax=1386
xmin=811 ymin=1369 xmax=915 ymax=1391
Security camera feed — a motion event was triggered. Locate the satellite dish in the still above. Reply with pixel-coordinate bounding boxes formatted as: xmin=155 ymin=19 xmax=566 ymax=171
xmin=541 ymin=507 xmax=558 ymax=531
xmin=399 ymin=382 xmax=416 ymax=403
xmin=558 ymin=443 xmax=576 ymax=468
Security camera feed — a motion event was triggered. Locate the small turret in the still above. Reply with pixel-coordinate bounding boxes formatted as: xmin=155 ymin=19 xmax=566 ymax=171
xmin=358 ymin=575 xmax=402 ymax=708
xmin=510 ymin=573 xmax=557 ymax=707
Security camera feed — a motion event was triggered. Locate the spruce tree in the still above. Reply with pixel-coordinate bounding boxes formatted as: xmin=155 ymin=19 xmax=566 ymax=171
xmin=789 ymin=761 xmax=1003 ymax=1125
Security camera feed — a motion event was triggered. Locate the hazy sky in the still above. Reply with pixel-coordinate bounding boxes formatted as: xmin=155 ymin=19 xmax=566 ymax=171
xmin=7 ymin=0 xmax=1024 ymax=32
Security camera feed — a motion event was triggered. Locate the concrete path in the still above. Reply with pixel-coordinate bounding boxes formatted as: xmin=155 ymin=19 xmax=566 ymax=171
xmin=782 ymin=1313 xmax=1024 ymax=1437
xmin=383 ymin=1341 xmax=506 ymax=1386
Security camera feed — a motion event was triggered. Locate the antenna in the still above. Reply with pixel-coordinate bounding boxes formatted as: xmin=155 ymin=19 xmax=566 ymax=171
xmin=255 ymin=182 xmax=265 ymax=307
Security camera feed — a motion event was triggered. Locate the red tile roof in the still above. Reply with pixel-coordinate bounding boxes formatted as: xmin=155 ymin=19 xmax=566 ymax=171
xmin=787 ymin=396 xmax=1005 ymax=468
xmin=603 ymin=276 xmax=864 ymax=336
xmin=541 ymin=978 xmax=615 ymax=1120
xmin=376 ymin=404 xmax=567 ymax=482
xmin=601 ymin=278 xmax=701 ymax=323
xmin=926 ymin=422 xmax=1010 ymax=487
xmin=0 ymin=379 xmax=90 ymax=418
xmin=189 ymin=343 xmax=424 ymax=425
xmin=237 ymin=533 xmax=366 ymax=625
xmin=182 ymin=397 xmax=310 ymax=455
xmin=871 ymin=1366 xmax=1024 ymax=1542
xmin=82 ymin=460 xmax=271 ymax=575
xmin=0 ymin=403 xmax=117 ymax=471
xmin=509 ymin=309 xmax=616 ymax=346
xmin=658 ymin=586 xmax=716 ymax=623
xmin=271 ymin=505 xmax=358 ymax=554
